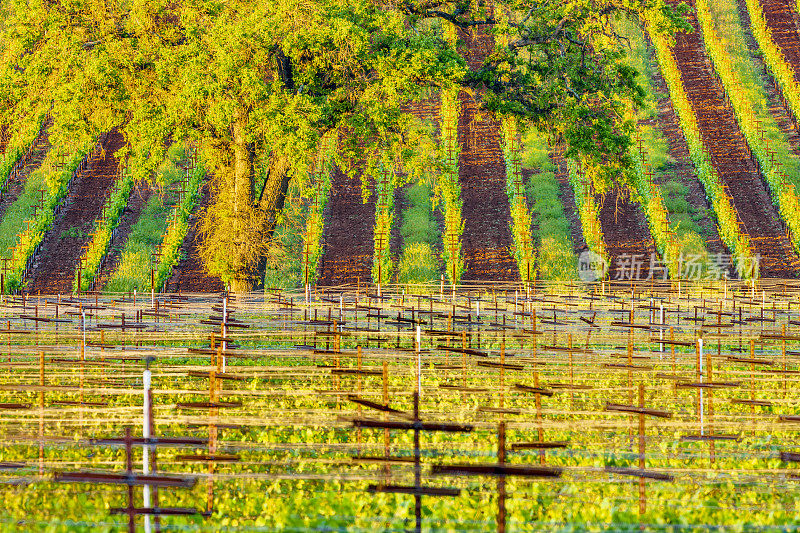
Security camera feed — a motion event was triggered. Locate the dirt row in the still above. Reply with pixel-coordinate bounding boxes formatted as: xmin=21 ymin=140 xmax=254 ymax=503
xmin=317 ymin=165 xmax=375 ymax=286
xmin=759 ymin=0 xmax=800 ymax=84
xmin=597 ymin=188 xmax=661 ymax=280
xmin=26 ymin=130 xmax=126 ymax=294
xmin=455 ymin=26 xmax=518 ymax=282
xmin=670 ymin=0 xmax=800 ymax=277
xmin=164 ymin=181 xmax=225 ymax=293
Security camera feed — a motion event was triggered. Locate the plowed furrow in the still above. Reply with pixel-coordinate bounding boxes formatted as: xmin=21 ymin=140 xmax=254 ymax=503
xmin=600 ymin=189 xmax=660 ymax=280
xmin=671 ymin=0 xmax=800 ymax=277
xmin=26 ymin=130 xmax=125 ymax=294
xmin=164 ymin=181 xmax=224 ymax=293
xmin=456 ymin=25 xmax=518 ymax=282
xmin=317 ymin=165 xmax=374 ymax=286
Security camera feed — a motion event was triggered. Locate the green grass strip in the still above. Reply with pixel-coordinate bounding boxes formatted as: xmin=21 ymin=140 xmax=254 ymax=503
xmin=698 ymin=0 xmax=800 ymax=253
xmin=397 ymin=183 xmax=442 ymax=285
xmin=646 ymin=15 xmax=756 ymax=278
xmin=521 ymin=130 xmax=576 ymax=280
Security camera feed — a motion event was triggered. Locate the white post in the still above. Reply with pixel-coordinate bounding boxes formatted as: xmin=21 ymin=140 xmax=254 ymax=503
xmin=142 ymin=369 xmax=152 ymax=533
xmin=305 ymin=284 xmax=310 ymax=304
xmin=339 ymin=293 xmax=343 ymax=319
xmin=476 ymin=299 xmax=480 ymax=318
xmin=82 ymin=311 xmax=86 ymax=357
xmin=698 ymin=338 xmax=704 ymax=436
xmin=222 ymin=297 xmax=227 ymax=373
xmin=416 ymin=325 xmax=422 ymax=396
xmin=659 ymin=302 xmax=664 ymax=355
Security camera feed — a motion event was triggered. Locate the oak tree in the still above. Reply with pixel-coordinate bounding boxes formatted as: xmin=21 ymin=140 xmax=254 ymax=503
xmin=0 ymin=0 xmax=684 ymax=291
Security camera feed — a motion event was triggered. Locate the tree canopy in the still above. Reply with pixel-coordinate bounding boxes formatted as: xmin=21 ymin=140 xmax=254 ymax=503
xmin=0 ymin=0 xmax=686 ymax=291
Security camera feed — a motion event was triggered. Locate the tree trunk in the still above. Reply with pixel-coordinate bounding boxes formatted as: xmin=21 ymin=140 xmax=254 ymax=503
xmin=253 ymin=164 xmax=292 ymax=288
xmin=230 ymin=107 xmax=255 ymax=293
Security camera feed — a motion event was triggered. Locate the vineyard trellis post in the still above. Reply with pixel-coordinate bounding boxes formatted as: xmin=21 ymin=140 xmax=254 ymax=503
xmin=0 ymin=256 xmax=10 ymax=297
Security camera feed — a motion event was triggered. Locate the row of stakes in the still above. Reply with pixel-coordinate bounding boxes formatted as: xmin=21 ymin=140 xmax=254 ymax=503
xmin=4 ymin=286 xmax=800 ymax=529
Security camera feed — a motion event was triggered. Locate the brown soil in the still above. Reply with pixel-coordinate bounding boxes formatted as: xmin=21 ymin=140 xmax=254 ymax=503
xmin=0 ymin=126 xmax=51 ymax=222
xmin=738 ymin=0 xmax=800 ymax=152
xmin=94 ymin=182 xmax=154 ymax=290
xmin=759 ymin=0 xmax=800 ymax=84
xmin=26 ymin=131 xmax=126 ymax=294
xmin=402 ymin=95 xmax=441 ymax=127
xmin=669 ymin=0 xmax=800 ymax=277
xmin=455 ymin=25 xmax=518 ymax=282
xmin=317 ymin=165 xmax=375 ymax=286
xmin=598 ymin=188 xmax=661 ymax=279
xmin=164 ymin=181 xmax=225 ymax=293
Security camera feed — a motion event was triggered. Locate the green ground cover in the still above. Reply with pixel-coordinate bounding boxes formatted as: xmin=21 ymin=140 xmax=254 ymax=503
xmin=397 ymin=182 xmax=442 ymax=285
xmin=520 ymin=130 xmax=576 ymax=280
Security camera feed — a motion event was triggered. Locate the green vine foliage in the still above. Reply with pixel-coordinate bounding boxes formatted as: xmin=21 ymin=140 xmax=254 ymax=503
xmin=371 ymin=164 xmax=395 ymax=285
xmin=566 ymin=157 xmax=609 ymax=269
xmin=0 ymin=114 xmax=45 ymax=198
xmin=744 ymin=0 xmax=800 ymax=139
xmin=436 ymin=87 xmax=464 ymax=285
xmin=301 ymin=163 xmax=331 ymax=288
xmin=501 ymin=117 xmax=536 ymax=282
